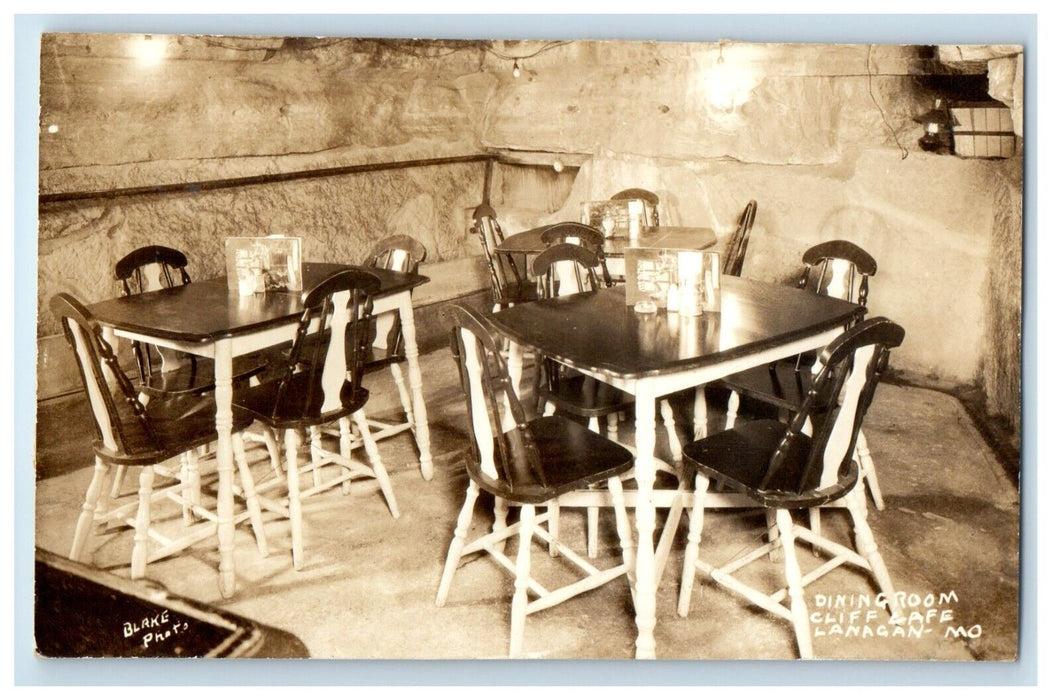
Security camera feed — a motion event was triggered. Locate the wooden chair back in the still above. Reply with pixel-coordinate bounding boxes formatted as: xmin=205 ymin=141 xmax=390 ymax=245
xmin=362 ymin=234 xmax=427 ymax=275
xmin=114 ymin=246 xmax=196 ymax=384
xmin=722 ymin=200 xmax=757 ymax=277
xmin=764 ymin=317 xmax=903 ymax=497
xmin=539 ymin=222 xmax=613 ymax=288
xmin=361 ymin=234 xmax=427 ymax=360
xmin=270 ymin=270 xmax=380 ymax=425
xmin=798 ymin=240 xmax=877 ymax=307
xmin=472 ymin=204 xmax=526 ymax=307
xmin=446 ymin=303 xmax=542 ymax=492
xmin=530 ymin=242 xmax=604 ymax=299
xmin=50 ymin=293 xmax=160 ymax=462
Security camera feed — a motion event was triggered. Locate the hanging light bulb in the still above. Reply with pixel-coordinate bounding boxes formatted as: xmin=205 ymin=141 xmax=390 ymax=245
xmin=512 ymin=60 xmax=521 ymax=79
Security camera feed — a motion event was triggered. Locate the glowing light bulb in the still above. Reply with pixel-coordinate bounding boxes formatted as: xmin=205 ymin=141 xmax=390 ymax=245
xmin=512 ymin=60 xmax=520 ymax=78
xmin=135 ymin=34 xmax=166 ymax=66
xmin=47 ymin=124 xmax=59 ymax=134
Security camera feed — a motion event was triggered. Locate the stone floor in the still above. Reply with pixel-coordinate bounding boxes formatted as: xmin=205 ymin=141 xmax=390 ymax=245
xmin=31 ymin=346 xmax=1022 ymax=664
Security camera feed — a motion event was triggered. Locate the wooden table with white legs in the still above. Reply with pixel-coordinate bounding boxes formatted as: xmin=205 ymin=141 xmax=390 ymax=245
xmin=488 ymin=278 xmax=863 ymax=658
xmin=87 ymin=262 xmax=432 ymax=597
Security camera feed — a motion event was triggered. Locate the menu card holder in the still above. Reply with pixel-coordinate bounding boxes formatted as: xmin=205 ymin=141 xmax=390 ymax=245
xmin=627 ymin=244 xmax=720 ymax=312
xmin=580 ymin=199 xmax=650 ymax=237
xmin=224 ymin=236 xmax=303 ymax=296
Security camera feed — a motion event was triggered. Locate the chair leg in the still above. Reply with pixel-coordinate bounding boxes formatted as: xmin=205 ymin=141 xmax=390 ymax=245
xmin=284 ymin=429 xmax=305 ymax=571
xmin=607 ymin=476 xmax=636 ymax=594
xmin=389 ymin=362 xmax=415 ymax=429
xmin=352 ymin=409 xmax=400 ymax=518
xmin=309 ymin=426 xmax=323 ymax=488
xmin=493 ymin=497 xmax=509 ymax=534
xmin=261 ymin=425 xmax=282 ymax=480
xmin=181 ymin=451 xmax=202 ymax=526
xmin=659 ymin=399 xmax=682 ymax=464
xmin=857 ymin=431 xmax=885 ymax=510
xmin=808 ymin=508 xmax=822 ymax=557
xmin=766 ymin=509 xmax=782 ymax=562
xmin=338 ymin=417 xmax=354 ymax=495
xmin=109 ymin=464 xmax=127 ymax=499
xmin=847 ymin=483 xmax=905 ymax=623
xmin=776 ymin=509 xmax=813 ymax=659
xmin=436 ymin=480 xmax=481 ymax=607
xmin=70 ymin=457 xmax=111 ymax=562
xmin=725 ymin=390 xmax=740 ymax=430
xmin=678 ymin=471 xmax=710 ymax=617
xmin=233 ymin=433 xmax=269 ymax=558
xmin=130 ymin=466 xmax=155 ymax=580
xmin=547 ymin=501 xmax=560 ymax=557
xmin=509 ymin=504 xmax=536 ymax=658
xmin=693 ymin=386 xmax=708 ymax=440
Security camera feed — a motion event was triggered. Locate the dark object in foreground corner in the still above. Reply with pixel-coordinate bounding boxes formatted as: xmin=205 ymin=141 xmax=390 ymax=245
xmin=34 ymin=548 xmax=309 ymax=658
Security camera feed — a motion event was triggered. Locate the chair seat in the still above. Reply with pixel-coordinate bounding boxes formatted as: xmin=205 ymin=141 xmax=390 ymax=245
xmin=470 ymin=416 xmax=633 ymax=504
xmin=139 ymin=354 xmax=269 ymax=398
xmin=539 ymin=372 xmax=635 ymax=418
xmin=498 ymin=280 xmax=539 ymax=306
xmin=682 ymin=419 xmax=856 ymax=509
xmin=715 ymin=360 xmax=813 ymax=412
xmin=97 ymin=393 xmax=255 ymax=467
xmin=233 ymin=371 xmax=370 ymax=430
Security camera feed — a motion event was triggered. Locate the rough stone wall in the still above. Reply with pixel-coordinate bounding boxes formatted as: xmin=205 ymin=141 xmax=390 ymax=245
xmin=36 ymin=35 xmax=1023 ymax=429
xmin=982 ymin=160 xmax=1023 ymax=433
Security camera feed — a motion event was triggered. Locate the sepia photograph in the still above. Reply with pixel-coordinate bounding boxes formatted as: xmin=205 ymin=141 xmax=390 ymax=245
xmin=20 ymin=13 xmax=1031 ymax=680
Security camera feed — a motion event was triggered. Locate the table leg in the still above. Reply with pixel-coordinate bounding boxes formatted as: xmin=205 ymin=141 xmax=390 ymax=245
xmin=213 ymin=338 xmax=237 ymax=598
xmin=633 ymin=390 xmax=658 ymax=659
xmin=397 ymin=292 xmax=434 ymax=481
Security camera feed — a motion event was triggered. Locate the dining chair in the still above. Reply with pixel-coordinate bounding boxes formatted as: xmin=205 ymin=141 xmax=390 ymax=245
xmin=51 ymin=292 xmax=269 ymax=580
xmin=529 ymin=243 xmax=637 ymax=557
xmin=721 ymin=199 xmax=758 ymax=277
xmin=337 ymin=235 xmax=428 ymax=451
xmin=114 ymin=245 xmax=268 ymax=398
xmin=610 ymin=188 xmax=661 ymax=227
xmin=435 ymin=303 xmax=635 ymax=657
xmin=471 ymin=203 xmax=537 ymax=311
xmin=676 ymin=317 xmax=906 ymax=659
xmin=113 ymin=245 xmax=280 ymax=498
xmin=716 ymin=240 xmax=884 ymax=510
xmin=539 ymin=221 xmax=614 ymax=288
xmin=232 ymin=269 xmax=399 ymax=571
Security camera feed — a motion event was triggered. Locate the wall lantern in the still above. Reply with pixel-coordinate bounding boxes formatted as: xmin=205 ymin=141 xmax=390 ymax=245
xmin=914 ymin=98 xmax=957 ymax=154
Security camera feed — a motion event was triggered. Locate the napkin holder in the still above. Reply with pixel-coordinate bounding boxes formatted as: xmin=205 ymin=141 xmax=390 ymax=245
xmin=225 ymin=235 xmax=303 ymax=296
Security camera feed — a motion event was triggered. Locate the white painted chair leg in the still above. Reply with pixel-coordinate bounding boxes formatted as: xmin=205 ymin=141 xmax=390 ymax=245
xmin=130 ymin=466 xmax=154 ymax=580
xmin=338 ymin=416 xmax=354 ymax=495
xmin=678 ymin=471 xmax=710 ymax=617
xmin=776 ymin=508 xmax=813 ymax=659
xmin=766 ymin=508 xmax=781 ymax=562
xmin=436 ymin=481 xmax=480 ymax=606
xmin=109 ymin=465 xmax=127 ymax=499
xmin=725 ymin=390 xmax=740 ymax=430
xmin=233 ymin=432 xmax=269 ymax=558
xmin=509 ymin=504 xmax=536 ymax=658
xmin=353 ymin=410 xmax=400 ymax=518
xmin=71 ymin=457 xmax=110 ymax=562
xmin=857 ymin=431 xmax=885 ymax=510
xmin=808 ymin=507 xmax=822 ymax=557
xmin=607 ymin=476 xmax=636 ymax=592
xmin=285 ymin=429 xmax=305 ymax=571
xmin=607 ymin=412 xmax=620 ymax=441
xmin=659 ymin=399 xmax=682 ymax=463
xmin=390 ymin=362 xmax=415 ymax=429
xmin=309 ymin=426 xmax=323 ymax=489
xmin=693 ymin=386 xmax=708 ymax=440
xmin=547 ymin=501 xmax=560 ymax=557
xmin=847 ymin=483 xmax=904 ymax=623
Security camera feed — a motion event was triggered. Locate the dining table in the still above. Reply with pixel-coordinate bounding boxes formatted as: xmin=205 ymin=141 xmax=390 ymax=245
xmin=496 ymin=224 xmax=721 ymax=259
xmin=487 ymin=277 xmax=864 ymax=658
xmin=86 ymin=261 xmax=432 ymax=598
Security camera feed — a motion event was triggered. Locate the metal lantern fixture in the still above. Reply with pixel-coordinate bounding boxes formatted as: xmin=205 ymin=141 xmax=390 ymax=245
xmin=914 ymin=98 xmax=957 ymax=154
